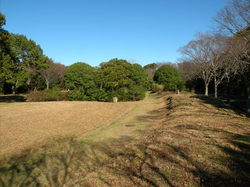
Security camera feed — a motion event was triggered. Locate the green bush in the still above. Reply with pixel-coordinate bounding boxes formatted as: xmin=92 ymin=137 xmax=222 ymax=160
xmin=153 ymin=65 xmax=183 ymax=91
xmin=151 ymin=84 xmax=164 ymax=93
xmin=67 ymin=90 xmax=86 ymax=101
xmin=27 ymin=87 xmax=68 ymax=102
xmin=128 ymin=85 xmax=146 ymax=101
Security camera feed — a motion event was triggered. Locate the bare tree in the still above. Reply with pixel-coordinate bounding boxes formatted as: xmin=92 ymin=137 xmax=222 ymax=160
xmin=178 ymin=32 xmax=215 ymax=96
xmin=41 ymin=59 xmax=66 ymax=89
xmin=177 ymin=59 xmax=200 ymax=90
xmin=206 ymin=33 xmax=228 ymax=98
xmin=213 ymin=0 xmax=250 ymax=114
xmin=155 ymin=61 xmax=178 ymax=69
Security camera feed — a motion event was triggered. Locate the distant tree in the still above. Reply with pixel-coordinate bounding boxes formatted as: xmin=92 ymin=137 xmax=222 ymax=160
xmin=153 ymin=65 xmax=184 ymax=91
xmin=63 ymin=62 xmax=95 ymax=92
xmin=144 ymin=63 xmax=157 ymax=78
xmin=178 ymin=32 xmax=214 ymax=96
xmin=97 ymin=58 xmax=134 ymax=91
xmin=132 ymin=63 xmax=151 ymax=90
xmin=41 ymin=59 xmax=66 ymax=89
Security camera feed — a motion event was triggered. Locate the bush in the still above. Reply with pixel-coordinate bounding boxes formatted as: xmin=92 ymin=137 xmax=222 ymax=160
xmin=27 ymin=90 xmax=47 ymax=102
xmin=151 ymin=84 xmax=164 ymax=93
xmin=27 ymin=87 xmax=68 ymax=102
xmin=67 ymin=90 xmax=86 ymax=101
xmin=153 ymin=65 xmax=183 ymax=91
xmin=46 ymin=87 xmax=68 ymax=101
xmin=128 ymin=85 xmax=146 ymax=101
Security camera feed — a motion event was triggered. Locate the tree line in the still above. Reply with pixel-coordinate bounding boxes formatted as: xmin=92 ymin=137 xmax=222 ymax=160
xmin=175 ymin=0 xmax=250 ymax=115
xmin=0 ymin=12 xmax=186 ymax=102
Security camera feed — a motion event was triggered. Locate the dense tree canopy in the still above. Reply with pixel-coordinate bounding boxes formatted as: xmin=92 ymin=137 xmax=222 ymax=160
xmin=153 ymin=65 xmax=184 ymax=91
xmin=63 ymin=62 xmax=95 ymax=91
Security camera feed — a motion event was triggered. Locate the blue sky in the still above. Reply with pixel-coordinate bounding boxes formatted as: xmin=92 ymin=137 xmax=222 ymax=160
xmin=1 ymin=0 xmax=227 ymax=67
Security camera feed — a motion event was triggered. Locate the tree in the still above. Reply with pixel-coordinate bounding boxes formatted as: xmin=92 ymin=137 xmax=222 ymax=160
xmin=213 ymin=0 xmax=250 ymax=114
xmin=144 ymin=63 xmax=157 ymax=78
xmin=97 ymin=58 xmax=134 ymax=91
xmin=0 ymin=13 xmax=15 ymax=93
xmin=63 ymin=62 xmax=95 ymax=91
xmin=41 ymin=59 xmax=66 ymax=89
xmin=178 ymin=33 xmax=214 ymax=96
xmin=2 ymin=33 xmax=49 ymax=94
xmin=153 ymin=65 xmax=184 ymax=91
xmin=177 ymin=60 xmax=200 ymax=91
xmin=132 ymin=63 xmax=151 ymax=91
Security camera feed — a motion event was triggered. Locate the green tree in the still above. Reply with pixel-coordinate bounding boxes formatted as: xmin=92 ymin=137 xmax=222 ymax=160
xmin=63 ymin=62 xmax=95 ymax=97
xmin=153 ymin=65 xmax=184 ymax=91
xmin=133 ymin=63 xmax=151 ymax=90
xmin=0 ymin=13 xmax=14 ymax=93
xmin=97 ymin=58 xmax=134 ymax=91
xmin=7 ymin=34 xmax=50 ymax=93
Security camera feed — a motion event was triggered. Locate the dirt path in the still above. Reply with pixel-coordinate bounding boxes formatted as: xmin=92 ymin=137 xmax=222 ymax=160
xmin=87 ymin=92 xmax=167 ymax=143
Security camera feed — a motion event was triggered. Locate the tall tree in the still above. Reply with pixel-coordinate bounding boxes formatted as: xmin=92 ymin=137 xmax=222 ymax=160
xmin=213 ymin=0 xmax=250 ymax=114
xmin=0 ymin=13 xmax=15 ymax=93
xmin=2 ymin=33 xmax=49 ymax=94
xmin=178 ymin=33 xmax=214 ymax=96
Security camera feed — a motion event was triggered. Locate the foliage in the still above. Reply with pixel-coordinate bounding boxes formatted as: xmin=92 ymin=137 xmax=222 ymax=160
xmin=27 ymin=87 xmax=68 ymax=102
xmin=151 ymin=83 xmax=164 ymax=93
xmin=63 ymin=62 xmax=95 ymax=91
xmin=153 ymin=65 xmax=184 ymax=91
xmin=95 ymin=59 xmax=150 ymax=101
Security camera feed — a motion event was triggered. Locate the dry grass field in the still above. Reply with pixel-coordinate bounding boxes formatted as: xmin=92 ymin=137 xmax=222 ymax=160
xmin=0 ymin=92 xmax=250 ymax=187
xmin=0 ymin=101 xmax=134 ymax=159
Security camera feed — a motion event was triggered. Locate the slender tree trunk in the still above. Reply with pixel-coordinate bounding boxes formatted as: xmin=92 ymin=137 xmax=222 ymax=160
xmin=100 ymin=82 xmax=103 ymax=90
xmin=214 ymin=76 xmax=217 ymax=98
xmin=12 ymin=85 xmax=15 ymax=95
xmin=205 ymin=83 xmax=209 ymax=96
xmin=46 ymin=82 xmax=49 ymax=89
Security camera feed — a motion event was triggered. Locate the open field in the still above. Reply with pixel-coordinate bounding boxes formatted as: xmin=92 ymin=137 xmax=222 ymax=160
xmin=0 ymin=92 xmax=250 ymax=186
xmin=0 ymin=101 xmax=134 ymax=158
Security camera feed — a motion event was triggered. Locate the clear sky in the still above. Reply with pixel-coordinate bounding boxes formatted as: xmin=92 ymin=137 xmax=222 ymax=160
xmin=1 ymin=0 xmax=227 ymax=67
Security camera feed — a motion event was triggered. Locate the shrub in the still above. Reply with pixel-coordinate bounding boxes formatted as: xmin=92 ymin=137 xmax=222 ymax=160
xmin=27 ymin=87 xmax=68 ymax=102
xmin=153 ymin=65 xmax=183 ymax=91
xmin=151 ymin=84 xmax=164 ymax=93
xmin=27 ymin=91 xmax=47 ymax=102
xmin=128 ymin=85 xmax=146 ymax=101
xmin=67 ymin=90 xmax=86 ymax=101
xmin=46 ymin=87 xmax=68 ymax=101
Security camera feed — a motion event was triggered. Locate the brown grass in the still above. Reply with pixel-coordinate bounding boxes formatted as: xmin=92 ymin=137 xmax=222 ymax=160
xmin=0 ymin=92 xmax=250 ymax=187
xmin=0 ymin=101 xmax=134 ymax=159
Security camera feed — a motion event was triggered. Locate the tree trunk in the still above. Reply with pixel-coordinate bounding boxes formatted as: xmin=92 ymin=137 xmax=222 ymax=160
xmin=205 ymin=83 xmax=209 ymax=96
xmin=100 ymin=82 xmax=103 ymax=90
xmin=12 ymin=85 xmax=16 ymax=95
xmin=46 ymin=82 xmax=49 ymax=89
xmin=214 ymin=77 xmax=217 ymax=98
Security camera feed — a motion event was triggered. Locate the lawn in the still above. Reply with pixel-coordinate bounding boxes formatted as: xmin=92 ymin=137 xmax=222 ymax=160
xmin=0 ymin=92 xmax=249 ymax=187
xmin=0 ymin=101 xmax=134 ymax=159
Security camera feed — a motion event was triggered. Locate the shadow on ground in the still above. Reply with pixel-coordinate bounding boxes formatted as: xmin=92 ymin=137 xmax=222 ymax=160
xmin=191 ymin=95 xmax=247 ymax=117
xmin=0 ymin=95 xmax=27 ymax=102
xmin=0 ymin=92 xmax=249 ymax=186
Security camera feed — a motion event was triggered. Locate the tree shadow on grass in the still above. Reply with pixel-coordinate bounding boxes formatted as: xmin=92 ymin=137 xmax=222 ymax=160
xmin=0 ymin=95 xmax=27 ymax=102
xmin=1 ymin=127 xmax=250 ymax=186
xmin=190 ymin=95 xmax=247 ymax=117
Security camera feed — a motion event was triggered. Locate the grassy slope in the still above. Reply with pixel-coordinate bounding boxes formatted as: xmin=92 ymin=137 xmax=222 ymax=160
xmin=0 ymin=92 xmax=249 ymax=187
